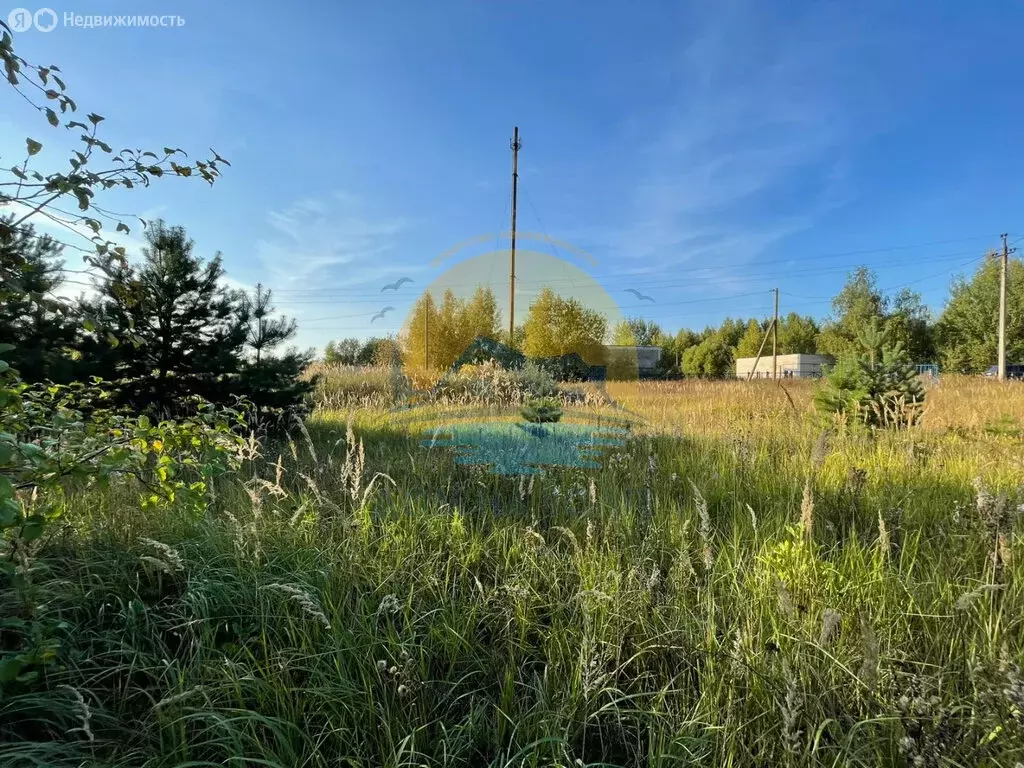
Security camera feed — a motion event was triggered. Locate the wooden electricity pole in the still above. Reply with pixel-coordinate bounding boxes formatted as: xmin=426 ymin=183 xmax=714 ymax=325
xmin=998 ymin=233 xmax=1012 ymax=381
xmin=772 ymin=287 xmax=779 ymax=380
xmin=424 ymin=298 xmax=430 ymax=371
xmin=508 ymin=127 xmax=521 ymax=347
xmin=745 ymin=319 xmax=775 ymax=381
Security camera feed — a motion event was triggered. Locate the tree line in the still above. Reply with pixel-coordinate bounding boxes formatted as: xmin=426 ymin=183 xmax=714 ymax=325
xmin=325 ymin=286 xmax=608 ymax=374
xmin=6 ymin=210 xmax=1017 ymax=394
xmin=323 ymin=258 xmax=1021 ymax=378
xmin=1 ymin=216 xmax=313 ymax=421
xmin=661 ymin=260 xmax=1020 ymax=377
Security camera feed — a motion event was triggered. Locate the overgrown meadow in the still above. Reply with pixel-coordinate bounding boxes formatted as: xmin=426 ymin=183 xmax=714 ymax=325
xmin=4 ymin=370 xmax=1024 ymax=767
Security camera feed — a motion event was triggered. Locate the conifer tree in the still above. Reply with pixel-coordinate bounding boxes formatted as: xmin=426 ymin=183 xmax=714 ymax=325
xmin=81 ymin=220 xmax=245 ymax=411
xmin=815 ymin=317 xmax=924 ymax=428
xmin=0 ymin=216 xmax=80 ymax=383
xmin=236 ymin=283 xmax=314 ymax=421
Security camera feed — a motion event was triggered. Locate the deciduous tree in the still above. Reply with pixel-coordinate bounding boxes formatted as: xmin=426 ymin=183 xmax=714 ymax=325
xmin=612 ymin=317 xmax=663 ymax=346
xmin=817 ymin=267 xmax=886 ymax=360
xmin=523 ymin=287 xmax=607 ymax=365
xmin=734 ymin=318 xmax=767 ymax=358
xmin=777 ymin=313 xmax=819 ymax=355
xmin=681 ymin=336 xmax=733 ymax=377
xmin=937 ymin=256 xmax=1024 ymax=372
xmin=324 ymin=337 xmax=361 ymax=365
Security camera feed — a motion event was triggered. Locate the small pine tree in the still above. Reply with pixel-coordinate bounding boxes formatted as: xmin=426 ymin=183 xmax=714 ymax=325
xmin=815 ymin=318 xmax=925 ymax=429
xmin=521 ymin=396 xmax=562 ymax=423
xmin=236 ymin=283 xmax=315 ymax=425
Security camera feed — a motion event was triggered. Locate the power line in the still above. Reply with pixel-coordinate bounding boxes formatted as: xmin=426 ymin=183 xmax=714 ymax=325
xmin=295 ymin=289 xmax=774 ymax=324
xmin=266 ymin=232 xmax=1011 ymax=295
xmin=267 ymin=241 xmax=1010 ymax=298
xmin=262 ymin=248 xmax=997 ymax=305
xmin=782 ymin=254 xmax=988 ymax=301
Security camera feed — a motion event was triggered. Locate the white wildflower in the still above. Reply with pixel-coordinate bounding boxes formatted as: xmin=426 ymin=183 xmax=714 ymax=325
xmin=376 ymin=594 xmax=401 ymax=616
xmin=138 ymin=538 xmax=184 ymax=573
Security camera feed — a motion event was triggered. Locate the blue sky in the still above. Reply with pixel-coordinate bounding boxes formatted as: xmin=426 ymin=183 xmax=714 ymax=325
xmin=4 ymin=0 xmax=1024 ymax=351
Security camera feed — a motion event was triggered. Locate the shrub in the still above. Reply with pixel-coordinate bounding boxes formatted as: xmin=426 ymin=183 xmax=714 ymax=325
xmin=452 ymin=336 xmax=525 ymax=371
xmin=530 ymin=352 xmax=591 ymax=382
xmin=0 ymin=353 xmax=245 ymax=700
xmin=430 ymin=360 xmax=558 ymax=406
xmin=521 ymin=396 xmax=563 ymax=423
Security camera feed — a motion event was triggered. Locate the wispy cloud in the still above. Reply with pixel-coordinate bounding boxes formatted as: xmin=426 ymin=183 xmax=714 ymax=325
xmin=612 ymin=1 xmax=862 ymax=282
xmin=255 ymin=193 xmax=414 ymax=288
xmin=247 ymin=193 xmax=430 ymax=348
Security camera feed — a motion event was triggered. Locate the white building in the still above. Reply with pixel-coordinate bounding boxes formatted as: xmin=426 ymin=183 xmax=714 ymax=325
xmin=735 ymin=353 xmax=834 ymax=379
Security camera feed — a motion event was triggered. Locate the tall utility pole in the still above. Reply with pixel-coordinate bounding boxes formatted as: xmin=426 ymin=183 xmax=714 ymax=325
xmin=424 ymin=297 xmax=430 ymax=371
xmin=508 ymin=126 xmax=521 ymax=346
xmin=998 ymin=233 xmax=1011 ymax=381
xmin=772 ymin=287 xmax=779 ymax=380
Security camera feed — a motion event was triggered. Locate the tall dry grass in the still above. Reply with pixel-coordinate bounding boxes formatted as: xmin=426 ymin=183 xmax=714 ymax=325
xmin=4 ymin=374 xmax=1024 ymax=767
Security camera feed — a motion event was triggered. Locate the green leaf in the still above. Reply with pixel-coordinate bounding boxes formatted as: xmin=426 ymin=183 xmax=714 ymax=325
xmin=0 ymin=503 xmax=19 ymax=528
xmin=0 ymin=343 xmax=14 ymax=354
xmin=22 ymin=518 xmax=45 ymax=542
xmin=18 ymin=443 xmax=43 ymax=462
xmin=106 ymin=332 xmax=119 ymax=348
xmin=45 ymin=108 xmax=58 ymax=127
xmin=44 ymin=89 xmax=59 ymax=100
xmin=0 ymin=657 xmax=24 ymax=684
xmin=87 ymin=113 xmax=104 ymax=125
xmin=83 ymin=318 xmax=95 ymax=333
xmin=4 ymin=55 xmax=20 ymax=86
xmin=116 ymin=222 xmax=130 ymax=234
xmin=25 ymin=138 xmax=42 ymax=156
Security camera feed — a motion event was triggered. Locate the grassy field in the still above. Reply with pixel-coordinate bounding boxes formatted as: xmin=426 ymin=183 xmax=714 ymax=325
xmin=5 ymin=372 xmax=1024 ymax=767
